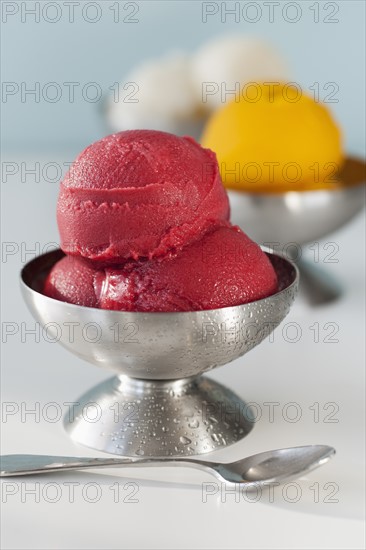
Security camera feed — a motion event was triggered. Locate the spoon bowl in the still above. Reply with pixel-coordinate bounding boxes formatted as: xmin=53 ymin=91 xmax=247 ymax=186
xmin=214 ymin=445 xmax=335 ymax=485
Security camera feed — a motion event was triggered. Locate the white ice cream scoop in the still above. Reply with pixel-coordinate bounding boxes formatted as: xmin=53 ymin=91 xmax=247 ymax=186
xmin=106 ymin=52 xmax=202 ymax=137
xmin=105 ymin=36 xmax=288 ymax=135
xmin=191 ymin=35 xmax=289 ymax=111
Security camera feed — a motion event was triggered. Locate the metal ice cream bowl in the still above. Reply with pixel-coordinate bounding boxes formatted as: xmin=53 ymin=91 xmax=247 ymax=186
xmin=21 ymin=248 xmax=298 ymax=457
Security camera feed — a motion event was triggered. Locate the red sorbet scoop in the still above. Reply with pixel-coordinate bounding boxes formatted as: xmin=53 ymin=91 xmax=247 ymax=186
xmin=57 ymin=130 xmax=230 ymax=263
xmin=43 ymin=255 xmax=99 ymax=308
xmin=44 ymin=226 xmax=278 ymax=312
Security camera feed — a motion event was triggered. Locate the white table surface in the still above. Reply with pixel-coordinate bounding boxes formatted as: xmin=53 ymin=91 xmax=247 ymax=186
xmin=1 ymin=154 xmax=365 ymax=549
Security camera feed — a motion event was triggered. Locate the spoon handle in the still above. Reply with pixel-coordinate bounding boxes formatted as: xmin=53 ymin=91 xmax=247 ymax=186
xmin=0 ymin=454 xmax=209 ymax=477
xmin=0 ymin=455 xmax=134 ymax=476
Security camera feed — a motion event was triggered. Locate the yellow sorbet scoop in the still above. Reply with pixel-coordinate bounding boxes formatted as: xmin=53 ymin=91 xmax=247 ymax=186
xmin=201 ymin=82 xmax=345 ymax=193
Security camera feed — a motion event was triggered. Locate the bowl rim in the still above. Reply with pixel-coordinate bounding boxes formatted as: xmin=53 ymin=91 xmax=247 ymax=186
xmin=225 ymin=156 xmax=366 ymax=196
xmin=20 ymin=248 xmax=299 ymax=317
xmin=227 ymin=179 xmax=366 ymax=198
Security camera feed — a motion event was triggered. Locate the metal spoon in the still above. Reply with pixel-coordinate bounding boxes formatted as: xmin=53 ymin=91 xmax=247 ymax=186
xmin=0 ymin=446 xmax=335 ymax=485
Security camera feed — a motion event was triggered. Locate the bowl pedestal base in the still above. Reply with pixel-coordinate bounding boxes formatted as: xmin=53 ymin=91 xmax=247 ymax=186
xmin=64 ymin=375 xmax=254 ymax=457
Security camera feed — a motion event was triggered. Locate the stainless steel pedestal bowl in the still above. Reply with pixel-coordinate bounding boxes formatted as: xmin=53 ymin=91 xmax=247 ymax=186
xmin=229 ymin=159 xmax=365 ymax=249
xmin=21 ymin=249 xmax=298 ymax=457
xmin=229 ymin=158 xmax=365 ymax=304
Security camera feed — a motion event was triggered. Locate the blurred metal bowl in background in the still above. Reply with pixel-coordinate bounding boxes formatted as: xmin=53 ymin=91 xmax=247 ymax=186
xmin=228 ymin=157 xmax=365 ymax=249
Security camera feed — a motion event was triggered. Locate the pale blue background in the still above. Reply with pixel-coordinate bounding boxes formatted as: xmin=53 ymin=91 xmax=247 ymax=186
xmin=1 ymin=0 xmax=365 ymax=155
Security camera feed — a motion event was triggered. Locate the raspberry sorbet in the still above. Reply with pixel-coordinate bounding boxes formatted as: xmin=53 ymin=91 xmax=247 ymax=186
xmin=57 ymin=130 xmax=229 ymax=263
xmin=45 ymin=130 xmax=278 ymax=311
xmin=44 ymin=226 xmax=278 ymax=311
